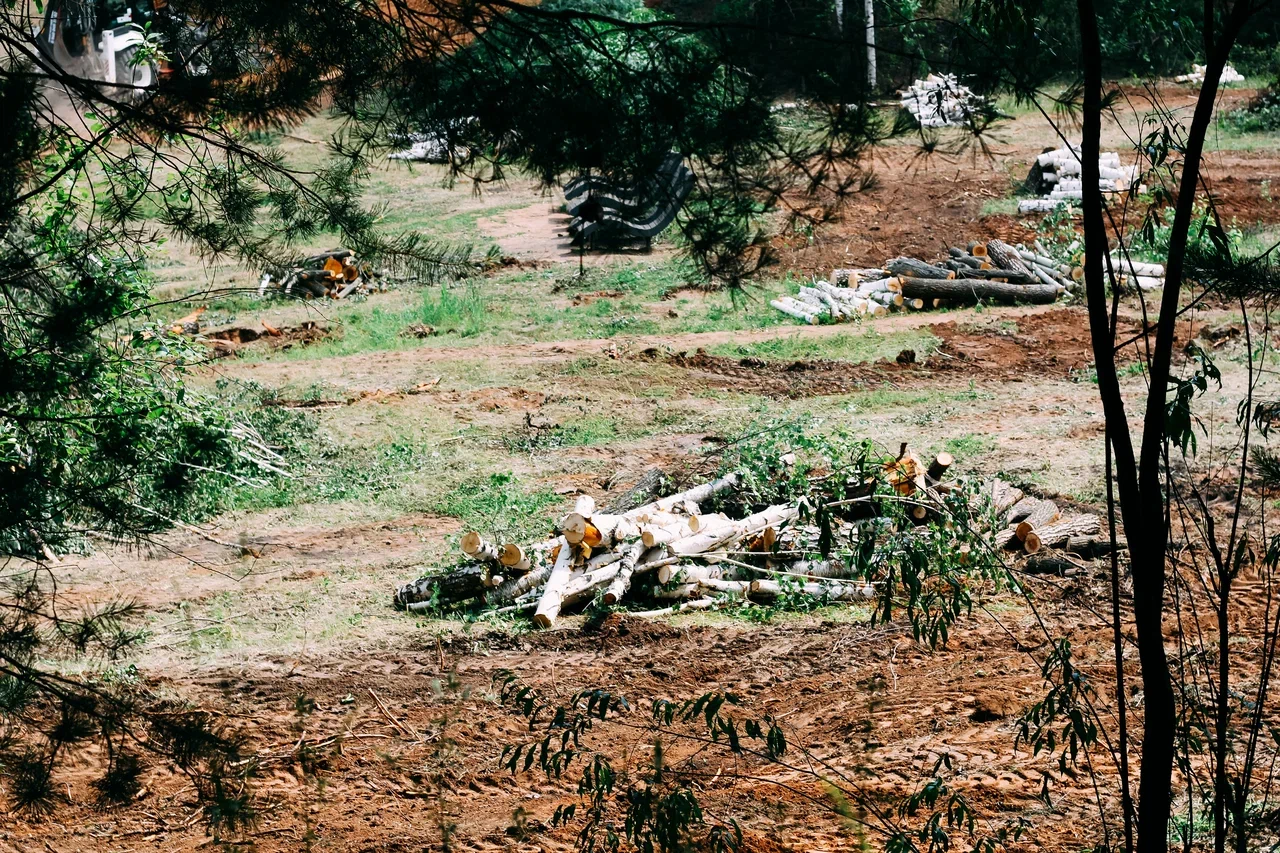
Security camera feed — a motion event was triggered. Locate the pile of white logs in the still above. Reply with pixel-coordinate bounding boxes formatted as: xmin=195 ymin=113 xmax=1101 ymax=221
xmin=1019 ymin=145 xmax=1142 ymax=213
xmin=393 ymin=449 xmax=1124 ymax=625
xmin=394 ymin=473 xmax=877 ymax=625
xmin=258 ymin=249 xmax=385 ymax=300
xmin=1175 ymin=63 xmax=1245 ymax=86
xmin=771 ymin=239 xmax=1070 ymax=324
xmin=1107 ymin=248 xmax=1166 ymax=291
xmin=900 ymin=74 xmax=985 ymax=128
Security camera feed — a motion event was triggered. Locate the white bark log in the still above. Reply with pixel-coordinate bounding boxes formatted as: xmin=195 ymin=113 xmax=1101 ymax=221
xmin=461 ymin=532 xmax=501 ymax=564
xmin=771 ymin=298 xmax=822 ymax=325
xmin=602 ymin=541 xmax=646 ymax=605
xmin=748 ymin=579 xmax=875 ymax=600
xmin=657 ymin=562 xmax=728 ymax=585
xmin=631 ymin=597 xmax=718 ymax=617
xmin=667 ymin=504 xmax=798 ymax=557
xmin=532 ymin=537 xmax=575 ymax=628
xmin=621 ymin=473 xmax=741 ymax=522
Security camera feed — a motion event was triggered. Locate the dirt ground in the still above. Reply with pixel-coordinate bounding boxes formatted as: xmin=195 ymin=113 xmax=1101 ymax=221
xmin=6 ymin=82 xmax=1279 ymax=852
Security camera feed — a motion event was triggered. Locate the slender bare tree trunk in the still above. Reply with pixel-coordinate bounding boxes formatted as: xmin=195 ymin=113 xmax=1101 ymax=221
xmin=864 ymin=0 xmax=875 ymax=91
xmin=1076 ymin=1 xmax=1251 ymax=849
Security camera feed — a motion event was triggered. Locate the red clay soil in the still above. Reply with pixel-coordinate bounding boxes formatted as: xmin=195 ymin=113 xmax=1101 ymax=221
xmin=0 ymin=597 xmax=1123 ymax=853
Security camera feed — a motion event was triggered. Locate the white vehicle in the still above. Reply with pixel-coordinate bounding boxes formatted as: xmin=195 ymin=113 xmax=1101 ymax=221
xmin=36 ymin=1 xmax=158 ymax=96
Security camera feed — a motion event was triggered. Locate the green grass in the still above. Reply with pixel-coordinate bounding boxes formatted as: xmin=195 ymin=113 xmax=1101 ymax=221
xmin=431 ymin=472 xmax=563 ymax=544
xmin=941 ymin=434 xmax=996 ymax=460
xmin=707 ymin=328 xmax=940 ymax=364
xmin=980 ymin=198 xmax=1021 ymax=217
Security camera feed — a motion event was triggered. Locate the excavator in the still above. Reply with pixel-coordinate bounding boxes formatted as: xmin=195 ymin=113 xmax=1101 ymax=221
xmin=34 ymin=1 xmax=164 ymax=95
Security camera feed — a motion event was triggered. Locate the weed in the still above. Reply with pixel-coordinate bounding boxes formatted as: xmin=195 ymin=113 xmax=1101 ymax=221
xmin=418 ymin=284 xmax=488 ymax=336
xmin=432 ymin=473 xmax=561 ymax=544
xmin=708 ymin=329 xmax=939 ymax=364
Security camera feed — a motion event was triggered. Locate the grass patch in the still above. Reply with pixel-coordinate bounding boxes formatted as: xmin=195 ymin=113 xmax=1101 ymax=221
xmin=431 ymin=473 xmax=562 ymax=543
xmin=269 ymin=283 xmax=489 ymax=360
xmin=941 ymin=434 xmax=996 ymax=460
xmin=980 ymin=198 xmax=1021 ymax=217
xmin=708 ymin=329 xmax=939 ymax=364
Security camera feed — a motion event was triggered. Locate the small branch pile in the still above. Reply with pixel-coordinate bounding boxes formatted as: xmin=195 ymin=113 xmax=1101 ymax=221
xmin=1175 ymin=63 xmax=1245 ymax=86
xmin=771 ymin=239 xmax=1070 ymax=324
xmin=899 ymin=74 xmax=985 ymax=128
xmin=1019 ymin=146 xmax=1142 ymax=213
xmin=393 ymin=448 xmax=1125 ymax=625
xmin=259 ymin=249 xmax=386 ymax=300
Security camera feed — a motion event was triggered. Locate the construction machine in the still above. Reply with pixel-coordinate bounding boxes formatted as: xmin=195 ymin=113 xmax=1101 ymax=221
xmin=35 ymin=1 xmax=159 ymax=95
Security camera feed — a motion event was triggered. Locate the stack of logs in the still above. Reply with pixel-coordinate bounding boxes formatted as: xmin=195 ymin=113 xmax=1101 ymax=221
xmin=259 ymin=249 xmax=384 ymax=300
xmin=1175 ymin=63 xmax=1245 ymax=86
xmin=989 ymin=480 xmax=1120 ymax=568
xmin=393 ymin=449 xmax=1124 ymax=626
xmin=771 ymin=239 xmax=1070 ymax=324
xmin=393 ymin=474 xmax=868 ymax=626
xmin=899 ymin=74 xmax=985 ymax=128
xmin=1019 ymin=145 xmax=1142 ymax=213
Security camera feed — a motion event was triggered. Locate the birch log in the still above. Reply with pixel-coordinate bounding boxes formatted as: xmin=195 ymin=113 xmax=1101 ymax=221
xmin=461 ymin=533 xmax=501 ymax=564
xmin=667 ymin=504 xmax=798 ymax=557
xmin=620 ymin=473 xmax=741 ymax=522
xmin=771 ymin=298 xmax=822 ymax=324
xmin=602 ymin=541 xmax=647 ymax=605
xmin=532 ymin=537 xmax=576 ymax=628
xmin=490 ymin=565 xmax=552 ymax=605
xmin=748 ymin=579 xmax=875 ymax=601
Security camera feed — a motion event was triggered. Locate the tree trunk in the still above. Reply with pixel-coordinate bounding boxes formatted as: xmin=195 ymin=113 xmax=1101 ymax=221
xmin=602 ymin=541 xmax=647 ymax=605
xmin=863 ymin=0 xmax=876 ymax=90
xmin=886 ymin=257 xmax=953 ymax=279
xmin=604 ymin=468 xmax=675 ymax=514
xmin=897 ymin=277 xmax=1060 ymax=304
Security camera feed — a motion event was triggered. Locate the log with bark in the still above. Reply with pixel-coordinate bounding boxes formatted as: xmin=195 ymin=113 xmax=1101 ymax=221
xmin=897 ymin=277 xmax=1061 ymax=304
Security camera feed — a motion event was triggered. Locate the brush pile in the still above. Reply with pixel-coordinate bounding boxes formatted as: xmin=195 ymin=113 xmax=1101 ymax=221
xmin=1175 ymin=63 xmax=1245 ymax=86
xmin=771 ymin=239 xmax=1071 ymax=323
xmin=393 ymin=446 xmax=1120 ymax=625
xmin=899 ymin=74 xmax=986 ymax=127
xmin=259 ymin=249 xmax=386 ymax=300
xmin=1018 ymin=145 xmax=1143 ymax=213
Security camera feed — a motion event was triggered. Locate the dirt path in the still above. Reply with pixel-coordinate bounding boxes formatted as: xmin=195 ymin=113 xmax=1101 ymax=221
xmin=224 ymin=303 xmax=1070 ymax=391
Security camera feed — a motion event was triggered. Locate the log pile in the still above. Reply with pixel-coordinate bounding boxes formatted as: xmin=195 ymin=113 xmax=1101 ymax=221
xmin=393 ymin=448 xmax=1125 ymax=625
xmin=987 ymin=480 xmax=1121 ymax=563
xmin=1107 ymin=247 xmax=1166 ymax=292
xmin=259 ymin=249 xmax=386 ymax=300
xmin=1175 ymin=64 xmax=1245 ymax=86
xmin=1019 ymin=145 xmax=1143 ymax=213
xmin=899 ymin=74 xmax=985 ymax=128
xmin=772 ymin=239 xmax=1071 ymax=323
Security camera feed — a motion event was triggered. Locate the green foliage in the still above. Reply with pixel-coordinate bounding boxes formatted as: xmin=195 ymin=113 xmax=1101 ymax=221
xmin=714 ymin=417 xmax=1008 ymax=646
xmin=434 ymin=474 xmax=563 ymax=544
xmin=497 ymin=671 xmax=1023 ymax=853
xmin=1220 ymin=85 xmax=1280 ymax=134
xmin=1165 ymin=343 xmax=1222 ymax=457
xmin=392 ymin=0 xmax=880 ymax=285
xmin=417 ymin=284 xmax=488 ymax=337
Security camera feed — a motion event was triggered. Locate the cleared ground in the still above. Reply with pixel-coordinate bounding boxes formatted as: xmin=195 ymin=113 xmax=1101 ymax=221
xmin=5 ymin=82 xmax=1279 ymax=852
